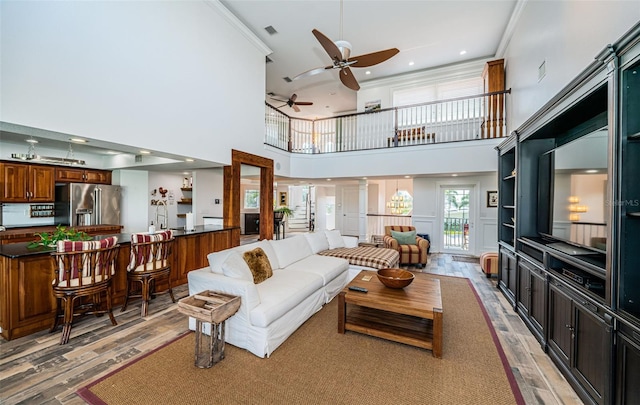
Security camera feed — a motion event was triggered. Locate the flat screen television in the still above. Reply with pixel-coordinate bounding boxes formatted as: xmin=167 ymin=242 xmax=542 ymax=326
xmin=539 ymin=128 xmax=608 ymax=255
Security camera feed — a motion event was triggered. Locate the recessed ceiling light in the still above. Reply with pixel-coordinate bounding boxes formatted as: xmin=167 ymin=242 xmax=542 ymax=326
xmin=25 ymin=138 xmax=38 ymax=144
xmin=185 ymin=158 xmax=195 ymax=162
xmin=459 ymin=50 xmax=467 ymax=55
xmin=183 ymin=172 xmax=190 ymax=175
xmin=404 ymin=175 xmax=411 ymax=178
xmin=585 ymin=169 xmax=598 ymax=173
xmin=452 ymin=174 xmax=458 ymax=177
xmin=365 ymin=71 xmax=371 ymax=75
xmin=106 ymin=151 xmax=120 ymax=155
xmin=362 ymin=177 xmax=367 ymax=180
xmin=70 ymin=138 xmax=87 ymax=143
xmin=140 ymin=150 xmax=151 ymax=154
xmin=408 ymin=61 xmax=415 ymax=66
xmin=326 ymin=178 xmax=332 ymax=181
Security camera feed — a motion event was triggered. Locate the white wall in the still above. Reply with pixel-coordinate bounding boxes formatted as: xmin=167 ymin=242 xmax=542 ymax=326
xmin=289 ymin=138 xmax=501 ymax=180
xmin=502 ymin=1 xmax=640 ymax=130
xmin=0 ymin=0 xmax=270 ymax=166
xmin=413 ymin=173 xmax=498 ymax=254
xmin=193 ymin=168 xmax=224 ymax=224
xmin=112 ymin=170 xmax=148 ymax=234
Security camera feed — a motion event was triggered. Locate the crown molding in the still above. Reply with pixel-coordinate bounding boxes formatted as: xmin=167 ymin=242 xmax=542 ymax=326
xmin=203 ymin=0 xmax=272 ymax=56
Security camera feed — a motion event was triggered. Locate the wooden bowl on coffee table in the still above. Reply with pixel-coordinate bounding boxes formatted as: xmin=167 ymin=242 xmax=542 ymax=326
xmin=376 ymin=268 xmax=415 ymax=289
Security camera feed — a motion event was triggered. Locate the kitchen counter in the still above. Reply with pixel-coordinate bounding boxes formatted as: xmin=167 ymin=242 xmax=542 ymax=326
xmin=0 ymin=224 xmax=234 ymax=258
xmin=0 ymin=224 xmax=123 ymax=244
xmin=0 ymin=224 xmax=240 ymax=340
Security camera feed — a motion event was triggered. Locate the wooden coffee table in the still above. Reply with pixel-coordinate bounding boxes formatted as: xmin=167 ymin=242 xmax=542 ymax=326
xmin=338 ymin=270 xmax=443 ymax=358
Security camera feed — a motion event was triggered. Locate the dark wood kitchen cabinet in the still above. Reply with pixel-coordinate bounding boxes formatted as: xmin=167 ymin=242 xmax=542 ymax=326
xmin=0 ymin=162 xmax=55 ymax=202
xmin=55 ymin=167 xmax=111 ymax=184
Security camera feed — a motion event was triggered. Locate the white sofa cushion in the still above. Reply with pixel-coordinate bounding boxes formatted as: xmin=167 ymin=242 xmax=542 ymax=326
xmin=286 ymin=255 xmax=349 ymax=285
xmin=269 ymin=235 xmax=313 ymax=269
xmin=304 ymin=232 xmax=330 ymax=254
xmin=250 ymin=270 xmax=323 ymax=328
xmin=325 ymin=229 xmax=346 ymax=249
xmin=343 ymin=235 xmax=358 ymax=248
xmin=221 ymin=251 xmax=253 ymax=281
xmin=209 ymin=240 xmax=280 ymax=274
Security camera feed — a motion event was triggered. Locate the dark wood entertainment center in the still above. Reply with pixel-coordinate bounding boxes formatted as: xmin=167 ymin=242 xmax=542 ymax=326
xmin=497 ymin=23 xmax=640 ymax=405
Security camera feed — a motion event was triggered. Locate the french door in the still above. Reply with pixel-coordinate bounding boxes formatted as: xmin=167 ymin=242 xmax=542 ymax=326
xmin=440 ymin=185 xmax=475 ymax=254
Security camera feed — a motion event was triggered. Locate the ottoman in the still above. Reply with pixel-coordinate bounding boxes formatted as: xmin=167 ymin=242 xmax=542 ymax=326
xmin=480 ymin=252 xmax=498 ymax=278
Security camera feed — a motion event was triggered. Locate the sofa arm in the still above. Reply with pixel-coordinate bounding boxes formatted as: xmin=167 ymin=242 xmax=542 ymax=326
xmin=342 ymin=235 xmax=358 ymax=248
xmin=187 ymin=268 xmax=261 ymax=313
xmin=383 ymin=235 xmax=398 ymax=249
xmin=416 ymin=236 xmax=429 ymax=251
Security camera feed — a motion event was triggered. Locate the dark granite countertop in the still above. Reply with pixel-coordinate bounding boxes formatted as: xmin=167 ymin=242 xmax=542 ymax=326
xmin=0 ymin=225 xmax=238 ymax=259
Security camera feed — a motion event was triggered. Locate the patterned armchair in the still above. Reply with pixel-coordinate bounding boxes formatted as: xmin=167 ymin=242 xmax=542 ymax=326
xmin=383 ymin=225 xmax=429 ymax=268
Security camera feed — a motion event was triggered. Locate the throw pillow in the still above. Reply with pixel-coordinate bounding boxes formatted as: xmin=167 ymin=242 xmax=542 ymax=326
xmin=221 ymin=251 xmax=253 ymax=281
xmin=391 ymin=230 xmax=417 ymax=245
xmin=243 ymin=247 xmax=273 ymax=284
xmin=304 ymin=231 xmax=330 ymax=253
xmin=325 ymin=229 xmax=346 ymax=249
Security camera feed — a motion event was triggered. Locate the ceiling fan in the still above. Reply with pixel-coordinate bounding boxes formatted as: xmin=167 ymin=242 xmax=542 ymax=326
xmin=268 ymin=93 xmax=313 ymax=113
xmin=292 ymin=1 xmax=399 ymax=91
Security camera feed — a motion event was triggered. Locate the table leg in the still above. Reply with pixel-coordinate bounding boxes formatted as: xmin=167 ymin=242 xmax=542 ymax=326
xmin=338 ymin=292 xmax=346 ymax=334
xmin=432 ymin=308 xmax=443 ymax=358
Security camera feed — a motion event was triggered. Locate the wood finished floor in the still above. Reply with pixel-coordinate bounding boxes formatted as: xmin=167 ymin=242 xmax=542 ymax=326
xmin=0 ymin=252 xmax=583 ymax=405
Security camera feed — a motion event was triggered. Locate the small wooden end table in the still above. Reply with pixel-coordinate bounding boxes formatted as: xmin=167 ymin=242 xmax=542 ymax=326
xmin=178 ymin=291 xmax=241 ymax=368
xmin=338 ymin=270 xmax=443 ymax=358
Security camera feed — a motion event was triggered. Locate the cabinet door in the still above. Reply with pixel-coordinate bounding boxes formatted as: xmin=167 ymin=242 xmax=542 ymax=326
xmin=529 ymin=267 xmax=546 ymax=335
xmin=55 ymin=167 xmax=85 ymax=183
xmin=1 ymin=162 xmax=29 ymax=202
xmin=85 ymin=170 xmax=111 ymax=184
xmin=573 ymin=302 xmax=611 ymax=404
xmin=548 ymin=282 xmax=572 ymax=368
xmin=517 ymin=260 xmax=530 ymax=313
xmin=616 ymin=330 xmax=640 ymax=405
xmin=28 ymin=165 xmax=55 ymax=202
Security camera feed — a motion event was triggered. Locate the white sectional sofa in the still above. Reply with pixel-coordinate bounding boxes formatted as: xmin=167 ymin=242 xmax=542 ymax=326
xmin=187 ymin=230 xmax=398 ymax=358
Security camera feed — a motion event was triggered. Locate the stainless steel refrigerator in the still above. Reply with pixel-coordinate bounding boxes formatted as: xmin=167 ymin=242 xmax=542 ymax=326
xmin=55 ymin=183 xmax=122 ymax=226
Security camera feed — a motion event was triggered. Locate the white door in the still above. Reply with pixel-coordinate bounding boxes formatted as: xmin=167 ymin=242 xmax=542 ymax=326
xmin=341 ymin=186 xmax=360 ymax=236
xmin=440 ymin=185 xmax=476 ymax=254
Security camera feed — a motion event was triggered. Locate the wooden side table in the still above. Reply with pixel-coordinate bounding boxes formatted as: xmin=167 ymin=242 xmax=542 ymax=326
xmin=178 ymin=291 xmax=241 ymax=368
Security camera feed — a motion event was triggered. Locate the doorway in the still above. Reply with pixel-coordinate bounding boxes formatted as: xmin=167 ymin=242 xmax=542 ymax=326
xmin=441 ymin=186 xmax=473 ymax=253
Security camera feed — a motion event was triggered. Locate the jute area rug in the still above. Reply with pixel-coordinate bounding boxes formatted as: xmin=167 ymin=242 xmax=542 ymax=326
xmin=78 ymin=274 xmax=524 ymax=405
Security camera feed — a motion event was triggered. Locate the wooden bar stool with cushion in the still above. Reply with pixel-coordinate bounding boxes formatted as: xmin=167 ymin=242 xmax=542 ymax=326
xmin=50 ymin=236 xmax=120 ymax=345
xmin=121 ymin=230 xmax=175 ymax=317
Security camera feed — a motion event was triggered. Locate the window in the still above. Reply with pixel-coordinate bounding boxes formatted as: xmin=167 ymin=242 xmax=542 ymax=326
xmin=244 ymin=190 xmax=259 ymax=209
xmin=393 ymin=77 xmax=485 ymax=126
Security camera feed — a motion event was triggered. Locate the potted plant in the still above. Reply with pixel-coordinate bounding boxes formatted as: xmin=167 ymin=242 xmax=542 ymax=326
xmin=28 ymin=225 xmax=91 ymax=248
xmin=274 ymin=206 xmax=293 ymax=222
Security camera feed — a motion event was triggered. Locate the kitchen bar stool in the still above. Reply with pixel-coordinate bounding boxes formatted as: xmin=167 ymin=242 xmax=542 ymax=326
xmin=121 ymin=230 xmax=175 ymax=317
xmin=50 ymin=237 xmax=120 ymax=345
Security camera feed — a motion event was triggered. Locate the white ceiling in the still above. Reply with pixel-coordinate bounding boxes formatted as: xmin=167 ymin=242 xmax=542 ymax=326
xmin=221 ymin=0 xmax=518 ymax=118
xmin=1 ymin=0 xmax=518 ymax=177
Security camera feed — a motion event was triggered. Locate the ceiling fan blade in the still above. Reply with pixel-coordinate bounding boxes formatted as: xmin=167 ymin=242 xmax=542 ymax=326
xmin=312 ymin=29 xmax=343 ymax=62
xmin=292 ymin=105 xmax=301 ymax=113
xmin=294 ymin=101 xmax=313 ymax=106
xmin=339 ymin=67 xmax=360 ymax=91
xmin=268 ymin=94 xmax=289 ymax=102
xmin=292 ymin=65 xmax=333 ymax=81
xmin=348 ymin=48 xmax=400 ymax=68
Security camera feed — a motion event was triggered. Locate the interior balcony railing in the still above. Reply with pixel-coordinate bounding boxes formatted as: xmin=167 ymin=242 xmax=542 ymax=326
xmin=265 ymin=89 xmax=511 ymax=154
